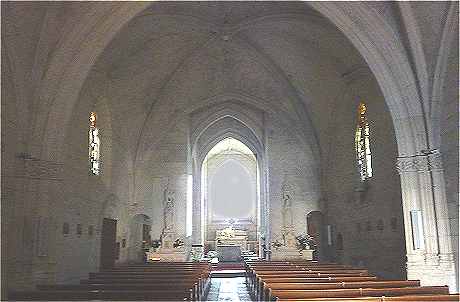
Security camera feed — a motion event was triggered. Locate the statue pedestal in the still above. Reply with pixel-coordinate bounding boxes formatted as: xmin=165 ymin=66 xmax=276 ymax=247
xmin=147 ymin=248 xmax=187 ymax=262
xmin=300 ymin=249 xmax=314 ymax=260
xmin=147 ymin=230 xmax=186 ymax=262
xmin=271 ymin=247 xmax=302 ymax=261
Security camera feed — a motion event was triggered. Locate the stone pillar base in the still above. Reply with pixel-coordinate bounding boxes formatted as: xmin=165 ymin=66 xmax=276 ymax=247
xmin=407 ymin=254 xmax=457 ymax=293
xmin=300 ymin=249 xmax=314 ymax=260
xmin=271 ymin=247 xmax=302 ymax=261
xmin=147 ymin=248 xmax=187 ymax=262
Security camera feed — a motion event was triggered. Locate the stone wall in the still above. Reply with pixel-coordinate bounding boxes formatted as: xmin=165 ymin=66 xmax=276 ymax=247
xmin=267 ymin=115 xmax=322 ymax=245
xmin=322 ymin=72 xmax=406 ymax=279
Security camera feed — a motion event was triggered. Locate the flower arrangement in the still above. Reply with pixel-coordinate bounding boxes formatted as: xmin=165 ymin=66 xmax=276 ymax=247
xmin=151 ymin=239 xmax=161 ymax=249
xmin=295 ymin=233 xmax=316 ymax=251
xmin=173 ymin=238 xmax=184 ymax=248
xmin=271 ymin=239 xmax=283 ymax=249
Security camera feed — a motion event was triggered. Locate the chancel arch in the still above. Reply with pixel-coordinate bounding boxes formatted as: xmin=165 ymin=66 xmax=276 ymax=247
xmin=190 ymin=109 xmax=268 ymax=250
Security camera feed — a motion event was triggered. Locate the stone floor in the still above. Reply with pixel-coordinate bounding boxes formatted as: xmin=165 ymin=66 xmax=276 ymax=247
xmin=206 ymin=277 xmax=252 ymax=301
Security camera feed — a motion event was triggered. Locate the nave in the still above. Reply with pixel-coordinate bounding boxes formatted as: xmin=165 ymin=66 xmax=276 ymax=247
xmin=9 ymin=259 xmax=459 ymax=301
xmin=2 ymin=2 xmax=458 ymax=299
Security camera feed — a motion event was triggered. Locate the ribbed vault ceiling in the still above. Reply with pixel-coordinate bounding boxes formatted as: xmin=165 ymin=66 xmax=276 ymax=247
xmin=84 ymin=2 xmax=369 ymax=163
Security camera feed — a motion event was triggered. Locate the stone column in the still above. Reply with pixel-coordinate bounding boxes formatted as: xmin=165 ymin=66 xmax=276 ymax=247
xmin=396 ymin=152 xmax=457 ymax=291
xmin=191 ymin=160 xmax=202 ymax=244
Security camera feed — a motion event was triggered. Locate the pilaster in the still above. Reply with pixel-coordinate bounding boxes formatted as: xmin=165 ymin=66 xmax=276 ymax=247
xmin=396 ymin=152 xmax=457 ymax=292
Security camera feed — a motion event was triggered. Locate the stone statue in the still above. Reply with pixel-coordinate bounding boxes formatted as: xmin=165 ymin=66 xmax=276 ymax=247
xmin=282 ymin=191 xmax=294 ymax=228
xmin=163 ymin=186 xmax=175 ymax=231
xmin=283 ymin=231 xmax=297 ymax=249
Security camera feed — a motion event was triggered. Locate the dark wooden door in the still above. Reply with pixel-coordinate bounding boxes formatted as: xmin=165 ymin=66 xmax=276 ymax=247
xmin=100 ymin=218 xmax=117 ymax=270
xmin=307 ymin=211 xmax=323 ymax=260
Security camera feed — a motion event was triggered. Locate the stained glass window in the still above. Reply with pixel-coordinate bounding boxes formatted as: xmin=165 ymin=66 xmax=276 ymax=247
xmin=355 ymin=102 xmax=372 ymax=181
xmin=89 ymin=112 xmax=100 ymax=175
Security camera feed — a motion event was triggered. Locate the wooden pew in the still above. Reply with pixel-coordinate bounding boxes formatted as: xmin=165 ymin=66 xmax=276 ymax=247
xmin=252 ymin=272 xmax=374 ymax=296
xmin=244 ymin=260 xmax=457 ymax=302
xmin=260 ymin=281 xmax=420 ymax=301
xmin=9 ymin=289 xmax=194 ymax=301
xmin=246 ymin=266 xmax=371 ymax=293
xmin=269 ymin=286 xmax=450 ymax=301
xmin=276 ymin=294 xmax=460 ymax=301
xmin=244 ymin=261 xmax=367 ymax=291
xmin=10 ymin=262 xmax=211 ymax=301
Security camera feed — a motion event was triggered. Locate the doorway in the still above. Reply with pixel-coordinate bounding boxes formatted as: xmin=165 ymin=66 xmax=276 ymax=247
xmin=100 ymin=218 xmax=117 ymax=270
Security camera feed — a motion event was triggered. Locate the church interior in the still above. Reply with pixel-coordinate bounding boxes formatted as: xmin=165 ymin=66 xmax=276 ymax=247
xmin=1 ymin=1 xmax=459 ymax=301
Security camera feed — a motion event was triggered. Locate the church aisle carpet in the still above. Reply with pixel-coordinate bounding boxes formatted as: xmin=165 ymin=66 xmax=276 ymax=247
xmin=206 ymin=277 xmax=252 ymax=301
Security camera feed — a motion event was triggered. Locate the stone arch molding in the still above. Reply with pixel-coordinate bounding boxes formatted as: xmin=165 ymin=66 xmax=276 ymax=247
xmin=137 ymin=90 xmax=320 ymax=167
xmin=189 ymin=100 xmax=269 ymax=244
xmin=190 ymin=99 xmax=265 ymax=163
xmin=198 ymin=129 xmax=260 ymax=169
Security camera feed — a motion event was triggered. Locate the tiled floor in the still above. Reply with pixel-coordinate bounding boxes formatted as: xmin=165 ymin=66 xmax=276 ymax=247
xmin=206 ymin=277 xmax=252 ymax=301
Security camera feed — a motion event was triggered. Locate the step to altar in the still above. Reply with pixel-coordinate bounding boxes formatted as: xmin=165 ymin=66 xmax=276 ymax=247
xmin=211 ymin=269 xmax=246 ymax=278
xmin=212 ymin=262 xmax=245 ymax=271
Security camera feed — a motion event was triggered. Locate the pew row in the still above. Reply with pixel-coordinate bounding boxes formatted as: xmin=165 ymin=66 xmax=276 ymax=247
xmin=244 ymin=260 xmax=459 ymax=302
xmin=9 ymin=262 xmax=211 ymax=301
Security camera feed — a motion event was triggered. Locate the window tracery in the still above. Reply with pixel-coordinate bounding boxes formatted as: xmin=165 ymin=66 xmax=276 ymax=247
xmin=89 ymin=112 xmax=100 ymax=175
xmin=355 ymin=102 xmax=372 ymax=181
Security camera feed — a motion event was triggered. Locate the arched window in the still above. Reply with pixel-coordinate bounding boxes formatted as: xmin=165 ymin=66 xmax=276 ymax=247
xmin=355 ymin=102 xmax=372 ymax=181
xmin=89 ymin=112 xmax=101 ymax=175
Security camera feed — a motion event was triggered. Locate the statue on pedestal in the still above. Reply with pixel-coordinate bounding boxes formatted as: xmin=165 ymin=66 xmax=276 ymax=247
xmin=282 ymin=191 xmax=294 ymax=228
xmin=282 ymin=191 xmax=296 ymax=248
xmin=163 ymin=186 xmax=175 ymax=232
xmin=146 ymin=181 xmax=185 ymax=262
xmin=160 ymin=182 xmax=176 ymax=250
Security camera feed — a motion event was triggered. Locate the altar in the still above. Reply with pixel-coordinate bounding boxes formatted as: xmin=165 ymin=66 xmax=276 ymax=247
xmin=215 ymin=226 xmax=248 ymax=250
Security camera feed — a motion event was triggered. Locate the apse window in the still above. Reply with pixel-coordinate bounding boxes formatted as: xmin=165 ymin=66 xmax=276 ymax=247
xmin=355 ymin=102 xmax=372 ymax=181
xmin=89 ymin=112 xmax=101 ymax=175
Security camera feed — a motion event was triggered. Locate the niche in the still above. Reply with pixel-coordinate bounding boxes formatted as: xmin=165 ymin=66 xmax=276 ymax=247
xmin=63 ymin=222 xmax=70 ymax=235
xmin=76 ymin=224 xmax=82 ymax=236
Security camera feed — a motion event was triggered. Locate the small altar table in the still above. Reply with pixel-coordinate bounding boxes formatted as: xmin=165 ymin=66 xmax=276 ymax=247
xmin=215 ymin=227 xmax=248 ymax=250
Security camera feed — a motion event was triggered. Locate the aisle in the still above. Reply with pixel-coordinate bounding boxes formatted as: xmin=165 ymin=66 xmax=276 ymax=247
xmin=206 ymin=277 xmax=252 ymax=301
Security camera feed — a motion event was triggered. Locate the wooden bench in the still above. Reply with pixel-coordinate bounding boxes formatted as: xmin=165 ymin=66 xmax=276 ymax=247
xmin=10 ymin=262 xmax=211 ymax=301
xmin=260 ymin=281 xmax=420 ymax=301
xmin=269 ymin=286 xmax=450 ymax=301
xmin=276 ymin=294 xmax=460 ymax=301
xmin=244 ymin=260 xmax=457 ymax=302
xmin=9 ymin=289 xmax=194 ymax=301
